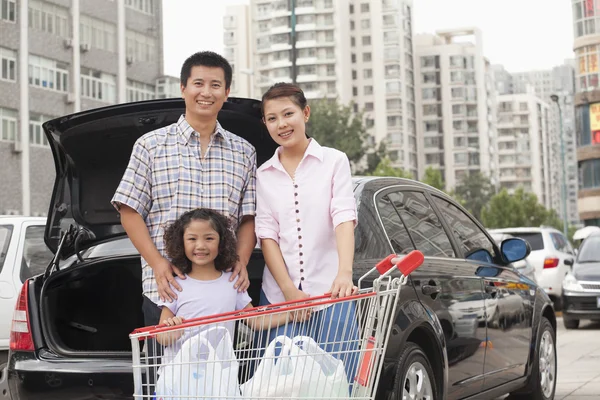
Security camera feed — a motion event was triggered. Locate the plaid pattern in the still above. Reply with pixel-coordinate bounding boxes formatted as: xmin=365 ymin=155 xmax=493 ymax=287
xmin=111 ymin=115 xmax=257 ymax=303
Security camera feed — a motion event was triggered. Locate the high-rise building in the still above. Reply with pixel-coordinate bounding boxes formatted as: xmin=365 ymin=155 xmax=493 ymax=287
xmin=414 ymin=28 xmax=498 ymax=190
xmin=224 ymin=0 xmax=418 ymax=176
xmin=572 ymin=0 xmax=600 ymax=227
xmin=0 ymin=0 xmax=164 ymax=215
xmin=496 ymin=87 xmax=554 ymax=209
xmin=490 ymin=62 xmax=579 ymax=225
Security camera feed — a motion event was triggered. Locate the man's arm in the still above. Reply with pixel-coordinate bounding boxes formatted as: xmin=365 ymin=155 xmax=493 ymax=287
xmin=119 ymin=205 xmax=184 ymax=302
xmin=229 ymin=215 xmax=256 ymax=291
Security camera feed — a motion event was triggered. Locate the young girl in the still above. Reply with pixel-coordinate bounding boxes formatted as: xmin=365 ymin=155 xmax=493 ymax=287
xmin=155 ymin=208 xmax=288 ymax=348
xmin=255 ymin=83 xmax=359 ymax=380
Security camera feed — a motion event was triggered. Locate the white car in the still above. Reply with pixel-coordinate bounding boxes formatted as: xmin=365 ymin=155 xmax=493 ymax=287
xmin=0 ymin=216 xmax=53 ymax=368
xmin=490 ymin=227 xmax=575 ymax=308
xmin=488 ymin=231 xmax=537 ymax=283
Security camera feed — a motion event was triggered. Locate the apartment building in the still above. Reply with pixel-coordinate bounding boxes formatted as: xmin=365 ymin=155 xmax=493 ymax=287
xmin=493 ymin=62 xmax=580 ymax=225
xmin=496 ymin=88 xmax=553 ymax=209
xmin=414 ymin=28 xmax=498 ymax=190
xmin=0 ymin=0 xmax=163 ymax=215
xmin=224 ymin=0 xmax=418 ymax=176
xmin=572 ymin=0 xmax=600 ymax=227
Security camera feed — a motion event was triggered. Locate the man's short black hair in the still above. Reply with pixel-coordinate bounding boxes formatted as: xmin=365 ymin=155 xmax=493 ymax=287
xmin=180 ymin=51 xmax=233 ymax=90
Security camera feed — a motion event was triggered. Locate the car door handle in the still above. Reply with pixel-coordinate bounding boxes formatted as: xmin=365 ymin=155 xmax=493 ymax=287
xmin=422 ymin=285 xmax=441 ymax=296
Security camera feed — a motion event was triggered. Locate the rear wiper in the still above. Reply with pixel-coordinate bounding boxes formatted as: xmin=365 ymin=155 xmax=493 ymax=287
xmin=44 ymin=225 xmax=77 ymax=279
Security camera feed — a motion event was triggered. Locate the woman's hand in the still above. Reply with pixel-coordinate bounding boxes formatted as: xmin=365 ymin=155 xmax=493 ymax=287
xmin=283 ymin=287 xmax=312 ymax=322
xmin=329 ymin=270 xmax=357 ymax=299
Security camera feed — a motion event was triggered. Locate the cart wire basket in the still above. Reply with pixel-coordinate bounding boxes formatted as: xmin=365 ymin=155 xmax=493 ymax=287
xmin=129 ymin=250 xmax=424 ymax=400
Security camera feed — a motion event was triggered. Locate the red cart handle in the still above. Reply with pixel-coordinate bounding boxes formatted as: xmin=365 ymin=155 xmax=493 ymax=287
xmin=375 ymin=250 xmax=424 ymax=276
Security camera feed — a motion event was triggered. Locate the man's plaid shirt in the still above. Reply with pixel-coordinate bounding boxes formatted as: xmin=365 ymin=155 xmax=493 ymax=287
xmin=111 ymin=115 xmax=257 ymax=304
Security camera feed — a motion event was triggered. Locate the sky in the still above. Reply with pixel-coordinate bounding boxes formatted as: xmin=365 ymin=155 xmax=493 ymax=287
xmin=162 ymin=0 xmax=574 ymax=77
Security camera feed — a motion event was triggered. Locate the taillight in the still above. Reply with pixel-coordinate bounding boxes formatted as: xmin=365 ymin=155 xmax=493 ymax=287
xmin=543 ymin=258 xmax=559 ymax=269
xmin=10 ymin=281 xmax=34 ymax=352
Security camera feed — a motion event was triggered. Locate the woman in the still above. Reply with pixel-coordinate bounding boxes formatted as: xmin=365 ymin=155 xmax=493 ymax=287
xmin=254 ymin=82 xmax=359 ymax=380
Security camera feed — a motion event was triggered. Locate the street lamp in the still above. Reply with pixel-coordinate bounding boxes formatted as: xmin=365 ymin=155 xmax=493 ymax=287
xmin=550 ymin=94 xmax=569 ymax=238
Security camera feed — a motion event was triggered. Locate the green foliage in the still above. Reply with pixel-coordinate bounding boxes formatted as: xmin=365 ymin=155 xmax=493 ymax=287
xmin=307 ymin=99 xmax=369 ymax=165
xmin=481 ymin=187 xmax=572 ymax=237
xmin=454 ymin=172 xmax=494 ymax=221
xmin=368 ymin=157 xmax=413 ymax=179
xmin=421 ymin=167 xmax=445 ymax=191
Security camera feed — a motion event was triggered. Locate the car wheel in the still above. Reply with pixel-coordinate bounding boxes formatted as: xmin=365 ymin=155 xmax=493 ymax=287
xmin=392 ymin=342 xmax=436 ymax=400
xmin=510 ymin=317 xmax=556 ymax=400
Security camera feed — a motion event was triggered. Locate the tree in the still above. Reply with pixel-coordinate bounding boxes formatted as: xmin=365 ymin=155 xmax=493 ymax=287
xmin=421 ymin=167 xmax=445 ymax=191
xmin=368 ymin=157 xmax=413 ymax=179
xmin=481 ymin=187 xmax=566 ymax=230
xmin=454 ymin=172 xmax=494 ymax=221
xmin=307 ymin=99 xmax=369 ymax=165
xmin=357 ymin=141 xmax=387 ymax=175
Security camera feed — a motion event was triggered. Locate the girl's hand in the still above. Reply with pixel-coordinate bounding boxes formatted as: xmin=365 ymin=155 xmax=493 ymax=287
xmin=329 ymin=270 xmax=357 ymax=299
xmin=162 ymin=316 xmax=185 ymax=326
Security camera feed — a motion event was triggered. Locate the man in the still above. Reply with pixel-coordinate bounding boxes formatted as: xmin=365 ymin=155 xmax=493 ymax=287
xmin=111 ymin=51 xmax=257 ymax=328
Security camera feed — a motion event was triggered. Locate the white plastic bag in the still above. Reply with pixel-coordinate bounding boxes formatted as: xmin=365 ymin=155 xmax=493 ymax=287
xmin=155 ymin=326 xmax=240 ymax=400
xmin=240 ymin=335 xmax=349 ymax=399
xmin=292 ymin=336 xmax=350 ymax=398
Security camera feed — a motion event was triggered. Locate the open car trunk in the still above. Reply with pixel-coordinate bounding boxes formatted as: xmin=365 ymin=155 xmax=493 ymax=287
xmin=40 ymin=256 xmax=144 ymax=356
xmin=39 ymin=251 xmax=266 ymax=357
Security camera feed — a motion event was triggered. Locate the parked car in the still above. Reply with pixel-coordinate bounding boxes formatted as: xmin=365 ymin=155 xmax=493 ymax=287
xmin=561 ymin=232 xmax=600 ymax=329
xmin=490 ymin=227 xmax=575 ymax=308
xmin=7 ymin=99 xmax=557 ymax=400
xmin=0 ymin=217 xmax=52 ymax=367
xmin=488 ymin=231 xmax=537 ymax=283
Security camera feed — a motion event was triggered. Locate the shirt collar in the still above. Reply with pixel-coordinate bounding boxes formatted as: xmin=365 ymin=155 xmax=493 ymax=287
xmin=260 ymin=138 xmax=323 ymax=172
xmin=177 ymin=115 xmax=229 ymax=145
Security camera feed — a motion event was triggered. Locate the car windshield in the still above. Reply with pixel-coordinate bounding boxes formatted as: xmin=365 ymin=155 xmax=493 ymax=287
xmin=577 ymin=236 xmax=600 ymax=263
xmin=506 ymin=232 xmax=544 ymax=251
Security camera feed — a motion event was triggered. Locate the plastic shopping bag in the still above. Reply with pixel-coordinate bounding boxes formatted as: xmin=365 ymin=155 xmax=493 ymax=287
xmin=240 ymin=335 xmax=349 ymax=398
xmin=155 ymin=326 xmax=240 ymax=400
xmin=292 ymin=336 xmax=350 ymax=398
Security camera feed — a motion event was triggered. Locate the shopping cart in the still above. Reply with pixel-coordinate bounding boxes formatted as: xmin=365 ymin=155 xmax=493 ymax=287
xmin=129 ymin=250 xmax=424 ymax=400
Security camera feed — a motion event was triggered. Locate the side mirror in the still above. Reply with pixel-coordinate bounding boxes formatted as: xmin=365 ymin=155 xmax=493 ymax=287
xmin=564 ymin=259 xmax=574 ymax=267
xmin=501 ymin=238 xmax=531 ymax=264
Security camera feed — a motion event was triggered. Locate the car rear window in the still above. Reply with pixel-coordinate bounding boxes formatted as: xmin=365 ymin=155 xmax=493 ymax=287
xmin=507 ymin=232 xmax=544 ymax=251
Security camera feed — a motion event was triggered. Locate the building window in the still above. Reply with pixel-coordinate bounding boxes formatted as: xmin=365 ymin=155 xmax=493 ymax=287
xmin=351 ymin=53 xmax=356 ymax=63
xmin=364 ymin=102 xmax=374 ymax=111
xmin=29 ymin=114 xmax=51 ymax=147
xmin=385 ymin=64 xmax=400 ymax=78
xmin=362 ymin=36 xmax=371 ymax=46
xmin=1 ymin=0 xmax=16 ymax=22
xmin=28 ymin=55 xmax=68 ymax=92
xmin=361 ymin=19 xmax=370 ymax=29
xmin=364 ymin=85 xmax=373 ymax=95
xmin=360 ymin=3 xmax=369 ymax=12
xmin=126 ymin=29 xmax=157 ymax=62
xmin=576 ymin=45 xmax=599 ymax=91
xmin=81 ymin=15 xmax=116 ymax=52
xmin=386 ymin=80 xmax=401 ymax=94
xmin=0 ymin=108 xmax=17 ymax=142
xmin=28 ymin=0 xmax=69 ymax=38
xmin=363 ymin=52 xmax=371 ymax=62
xmin=363 ymin=69 xmax=372 ymax=79
xmin=420 ymin=56 xmax=438 ymax=68
xmin=0 ymin=47 xmax=16 ymax=81
xmin=387 ymin=98 xmax=401 ymax=110
xmin=81 ymin=68 xmax=116 ymax=103
xmin=127 ymin=79 xmax=155 ymax=102
xmin=124 ymin=0 xmax=155 ymax=15
xmin=579 ymin=159 xmax=600 ymax=189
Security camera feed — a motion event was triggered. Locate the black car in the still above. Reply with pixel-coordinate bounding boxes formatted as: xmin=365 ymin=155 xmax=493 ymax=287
xmin=7 ymin=98 xmax=557 ymax=400
xmin=561 ymin=232 xmax=600 ymax=329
